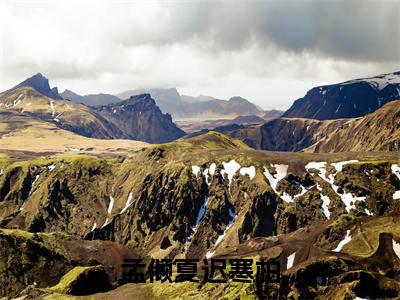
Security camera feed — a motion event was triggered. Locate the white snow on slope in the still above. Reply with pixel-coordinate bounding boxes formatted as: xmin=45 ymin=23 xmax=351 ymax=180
xmin=391 ymin=164 xmax=400 ymax=199
xmin=332 ymin=230 xmax=352 ymax=252
xmin=287 ymin=252 xmax=296 ymax=269
xmin=263 ymin=164 xmax=288 ymax=191
xmin=91 ymin=222 xmax=97 ymax=231
xmin=49 ymin=100 xmax=56 ymax=117
xmin=343 ymin=72 xmax=400 ymax=91
xmin=214 ymin=208 xmax=236 ymax=246
xmin=28 ymin=175 xmax=40 ymax=197
xmin=192 ymin=196 xmax=209 ymax=231
xmin=107 ymin=196 xmax=114 ymax=214
xmin=239 ymin=166 xmax=256 ymax=180
xmin=316 ymin=184 xmax=331 ymax=219
xmin=13 ymin=94 xmax=23 ymax=106
xmin=332 ymin=160 xmax=359 ymax=172
xmin=203 ymin=168 xmax=210 ymax=185
xmin=306 ymin=161 xmax=366 ymax=213
xmin=47 ymin=164 xmax=55 ymax=171
xmin=191 ymin=165 xmax=200 ymax=177
xmin=206 ymin=250 xmax=215 ymax=259
xmin=120 ymin=192 xmax=133 ymax=214
xmin=221 ymin=160 xmax=241 ymax=187
xmin=209 ymin=163 xmax=216 ymax=175
xmin=305 ymin=162 xmax=332 ymax=183
xmin=393 ymin=239 xmax=400 ymax=259
xmin=101 ymin=218 xmax=109 ymax=228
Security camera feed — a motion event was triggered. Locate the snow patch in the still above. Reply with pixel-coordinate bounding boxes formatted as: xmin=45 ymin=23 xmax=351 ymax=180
xmin=209 ymin=163 xmax=216 ymax=175
xmin=192 ymin=165 xmax=200 ymax=177
xmin=91 ymin=222 xmax=97 ymax=231
xmin=192 ymin=196 xmax=209 ymax=231
xmin=206 ymin=250 xmax=215 ymax=259
xmin=391 ymin=164 xmax=400 ymax=199
xmin=107 ymin=196 xmax=114 ymax=214
xmin=316 ymin=184 xmax=331 ymax=219
xmin=287 ymin=252 xmax=296 ymax=269
xmin=47 ymin=164 xmax=55 ymax=171
xmin=49 ymin=100 xmax=56 ymax=117
xmin=331 ymin=160 xmax=358 ymax=172
xmin=263 ymin=164 xmax=288 ymax=191
xmin=214 ymin=208 xmax=236 ymax=246
xmin=332 ymin=230 xmax=352 ymax=252
xmin=28 ymin=175 xmax=40 ymax=197
xmin=239 ymin=166 xmax=256 ymax=180
xmin=221 ymin=160 xmax=241 ymax=188
xmin=120 ymin=192 xmax=133 ymax=214
xmin=393 ymin=239 xmax=400 ymax=259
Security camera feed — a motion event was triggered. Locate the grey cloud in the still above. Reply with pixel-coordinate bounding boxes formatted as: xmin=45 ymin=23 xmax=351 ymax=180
xmin=110 ymin=0 xmax=399 ymax=63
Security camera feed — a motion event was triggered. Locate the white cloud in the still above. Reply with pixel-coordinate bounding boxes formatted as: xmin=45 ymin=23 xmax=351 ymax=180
xmin=0 ymin=0 xmax=398 ymax=110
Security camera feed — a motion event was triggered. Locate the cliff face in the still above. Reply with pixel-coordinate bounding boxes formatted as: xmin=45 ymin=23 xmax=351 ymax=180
xmin=94 ymin=94 xmax=185 ymax=143
xmin=2 ymin=133 xmax=400 ymax=298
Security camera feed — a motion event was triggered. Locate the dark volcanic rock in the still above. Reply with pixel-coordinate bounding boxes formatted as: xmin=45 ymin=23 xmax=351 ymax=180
xmin=94 ymin=94 xmax=185 ymax=143
xmin=15 ymin=73 xmax=63 ymax=100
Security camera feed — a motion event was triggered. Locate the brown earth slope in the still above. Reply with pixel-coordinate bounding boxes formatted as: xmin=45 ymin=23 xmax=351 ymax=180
xmin=228 ymin=99 xmax=400 ymax=152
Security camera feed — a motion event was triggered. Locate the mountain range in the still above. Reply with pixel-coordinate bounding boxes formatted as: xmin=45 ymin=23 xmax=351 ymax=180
xmin=0 ymin=73 xmax=184 ymax=143
xmin=3 ymin=71 xmax=400 ymax=299
xmin=61 ymin=87 xmax=266 ymax=119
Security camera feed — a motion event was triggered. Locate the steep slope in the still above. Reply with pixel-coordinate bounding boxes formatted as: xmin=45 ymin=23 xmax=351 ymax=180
xmin=0 ymin=85 xmax=122 ymax=139
xmin=61 ymin=89 xmax=122 ymax=106
xmin=227 ymin=99 xmax=400 ymax=152
xmin=2 ymin=133 xmax=400 ymax=298
xmin=1 ymin=75 xmax=185 ymax=144
xmin=94 ymin=94 xmax=185 ymax=143
xmin=283 ymin=71 xmax=400 ymax=120
xmin=12 ymin=73 xmax=63 ymax=100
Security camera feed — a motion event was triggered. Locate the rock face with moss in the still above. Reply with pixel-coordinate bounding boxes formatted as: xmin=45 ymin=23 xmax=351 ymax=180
xmin=1 ymin=132 xmax=400 ymax=298
xmin=0 ymin=229 xmax=135 ymax=298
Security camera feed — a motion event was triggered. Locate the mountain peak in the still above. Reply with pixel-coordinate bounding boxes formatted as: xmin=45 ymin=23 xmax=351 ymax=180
xmin=15 ymin=73 xmax=63 ymax=100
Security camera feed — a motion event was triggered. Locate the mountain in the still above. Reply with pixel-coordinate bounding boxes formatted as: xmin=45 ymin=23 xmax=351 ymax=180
xmin=2 ymin=132 xmax=400 ymax=298
xmin=13 ymin=73 xmax=63 ymax=100
xmin=93 ymin=94 xmax=185 ymax=143
xmin=227 ymin=98 xmax=400 ymax=152
xmin=0 ymin=74 xmax=184 ymax=144
xmin=176 ymin=111 xmax=282 ymax=134
xmin=0 ymin=82 xmax=122 ymax=139
xmin=60 ymin=89 xmax=122 ymax=106
xmin=117 ymin=88 xmax=264 ymax=118
xmin=283 ymin=71 xmax=400 ymax=120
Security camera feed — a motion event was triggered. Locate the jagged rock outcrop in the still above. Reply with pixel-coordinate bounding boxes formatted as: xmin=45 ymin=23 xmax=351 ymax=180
xmin=13 ymin=73 xmax=63 ymax=100
xmin=94 ymin=94 xmax=185 ymax=143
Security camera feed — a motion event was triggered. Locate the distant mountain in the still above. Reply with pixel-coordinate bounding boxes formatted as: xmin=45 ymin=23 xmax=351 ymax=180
xmin=13 ymin=73 xmax=63 ymax=100
xmin=227 ymin=98 xmax=400 ymax=152
xmin=283 ymin=71 xmax=400 ymax=120
xmin=117 ymin=88 xmax=264 ymax=118
xmin=94 ymin=94 xmax=185 ymax=143
xmin=60 ymin=89 xmax=121 ymax=106
xmin=176 ymin=110 xmax=284 ymax=134
xmin=0 ymin=74 xmax=185 ymax=144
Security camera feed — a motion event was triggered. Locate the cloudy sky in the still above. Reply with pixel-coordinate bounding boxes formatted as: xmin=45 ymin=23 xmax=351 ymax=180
xmin=0 ymin=0 xmax=399 ymax=110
